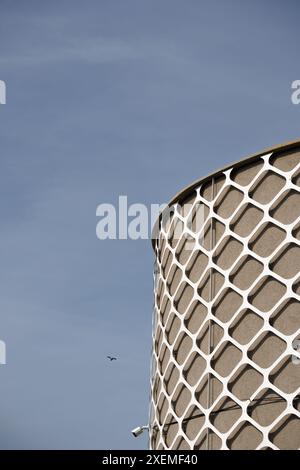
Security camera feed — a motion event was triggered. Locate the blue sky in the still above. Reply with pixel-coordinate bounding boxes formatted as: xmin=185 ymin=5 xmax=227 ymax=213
xmin=0 ymin=0 xmax=299 ymax=449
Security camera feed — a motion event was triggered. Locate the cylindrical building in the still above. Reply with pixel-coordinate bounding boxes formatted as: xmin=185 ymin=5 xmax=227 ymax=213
xmin=150 ymin=140 xmax=300 ymax=450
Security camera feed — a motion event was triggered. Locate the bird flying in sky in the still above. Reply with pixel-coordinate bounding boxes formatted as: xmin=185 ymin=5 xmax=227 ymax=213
xmin=107 ymin=356 xmax=117 ymax=361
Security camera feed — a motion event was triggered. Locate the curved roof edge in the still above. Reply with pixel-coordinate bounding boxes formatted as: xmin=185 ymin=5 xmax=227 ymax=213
xmin=151 ymin=138 xmax=300 ymax=250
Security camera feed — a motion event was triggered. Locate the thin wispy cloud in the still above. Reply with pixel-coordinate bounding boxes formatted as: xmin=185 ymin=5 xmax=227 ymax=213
xmin=0 ymin=37 xmax=142 ymax=66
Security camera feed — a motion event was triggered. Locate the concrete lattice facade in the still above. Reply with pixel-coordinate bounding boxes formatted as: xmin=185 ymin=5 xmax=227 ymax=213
xmin=150 ymin=141 xmax=300 ymax=450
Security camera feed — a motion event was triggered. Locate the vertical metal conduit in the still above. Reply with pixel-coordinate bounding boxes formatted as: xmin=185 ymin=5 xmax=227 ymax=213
xmin=206 ymin=177 xmax=215 ymax=449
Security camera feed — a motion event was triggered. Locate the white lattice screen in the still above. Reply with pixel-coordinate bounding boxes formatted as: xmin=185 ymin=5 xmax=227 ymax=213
xmin=150 ymin=148 xmax=300 ymax=450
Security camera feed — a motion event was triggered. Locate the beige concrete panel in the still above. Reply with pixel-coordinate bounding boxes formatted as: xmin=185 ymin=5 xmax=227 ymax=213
xmin=184 ymin=300 xmax=207 ymax=334
xmin=194 ymin=429 xmax=222 ymax=449
xmin=213 ymin=288 xmax=243 ymax=323
xmin=210 ymin=397 xmax=242 ymax=433
xmin=196 ymin=320 xmax=224 ymax=354
xmin=269 ymin=414 xmax=300 ymax=449
xmin=270 ymin=299 xmax=300 ymax=335
xmin=271 ymin=190 xmax=300 ymax=225
xmin=250 ymin=170 xmax=285 ymax=205
xmin=229 ymin=364 xmax=263 ymax=400
xmin=182 ymin=405 xmax=205 ymax=441
xmin=249 ymin=388 xmax=286 ymax=427
xmin=249 ymin=222 xmax=286 ymax=258
xmin=214 ymin=187 xmax=243 ymax=219
xmin=183 ymin=352 xmax=206 ymax=387
xmin=249 ymin=277 xmax=286 ymax=312
xmin=211 ymin=342 xmax=242 ymax=377
xmin=195 ymin=373 xmax=223 ymax=409
xmin=231 ymin=203 xmax=264 ymax=237
xmin=270 ymin=148 xmax=300 ymax=172
xmin=249 ymin=332 xmax=286 ymax=369
xmin=230 ymin=255 xmax=264 ymax=290
xmin=213 ymin=235 xmax=243 ymax=270
xmin=172 ymin=384 xmax=191 ymax=418
xmin=229 ymin=309 xmax=264 ymax=345
xmin=228 ymin=421 xmax=263 ymax=450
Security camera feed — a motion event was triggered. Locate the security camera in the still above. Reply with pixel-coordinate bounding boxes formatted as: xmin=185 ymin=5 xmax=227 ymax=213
xmin=131 ymin=425 xmax=148 ymax=437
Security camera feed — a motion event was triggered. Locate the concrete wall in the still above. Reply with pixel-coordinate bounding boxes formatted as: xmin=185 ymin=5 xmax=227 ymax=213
xmin=150 ymin=143 xmax=300 ymax=450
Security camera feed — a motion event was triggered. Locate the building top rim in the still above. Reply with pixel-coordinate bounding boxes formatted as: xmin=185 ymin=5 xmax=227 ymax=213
xmin=151 ymin=138 xmax=300 ymax=250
